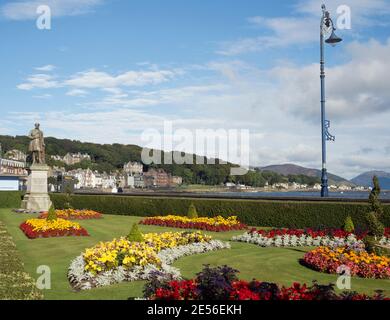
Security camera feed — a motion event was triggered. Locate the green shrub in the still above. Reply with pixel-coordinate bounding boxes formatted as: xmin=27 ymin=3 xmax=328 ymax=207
xmin=343 ymin=216 xmax=355 ymax=233
xmin=363 ymin=235 xmax=387 ymax=255
xmin=369 ymin=176 xmax=384 ymax=217
xmin=50 ymin=193 xmax=390 ymax=229
xmin=363 ymin=235 xmax=376 ymax=254
xmin=0 ymin=221 xmax=43 ymax=300
xmin=0 ymin=191 xmax=23 ymax=208
xmin=366 ymin=211 xmax=385 ymax=238
xmin=187 ymin=203 xmax=198 ymax=219
xmin=63 ymin=185 xmax=73 ymax=210
xmin=127 ymin=223 xmax=144 ymax=242
xmin=47 ymin=205 xmax=57 ymax=221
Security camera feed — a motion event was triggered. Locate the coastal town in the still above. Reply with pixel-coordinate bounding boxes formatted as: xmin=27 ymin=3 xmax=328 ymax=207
xmin=0 ymin=146 xmax=369 ymax=193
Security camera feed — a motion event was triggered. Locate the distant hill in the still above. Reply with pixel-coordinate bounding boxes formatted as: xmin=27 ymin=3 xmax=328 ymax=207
xmin=260 ymin=164 xmax=352 ymax=185
xmin=351 ymin=171 xmax=390 ymax=190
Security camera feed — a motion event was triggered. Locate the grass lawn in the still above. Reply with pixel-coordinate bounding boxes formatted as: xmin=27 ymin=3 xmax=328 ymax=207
xmin=0 ymin=208 xmax=389 ymax=300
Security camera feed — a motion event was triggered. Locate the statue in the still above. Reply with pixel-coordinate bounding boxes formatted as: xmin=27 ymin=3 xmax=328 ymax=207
xmin=21 ymin=123 xmax=52 ymax=212
xmin=28 ymin=123 xmax=45 ymax=165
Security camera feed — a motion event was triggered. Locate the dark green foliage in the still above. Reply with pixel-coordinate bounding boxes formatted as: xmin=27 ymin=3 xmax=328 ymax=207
xmin=50 ymin=193 xmax=390 ymax=229
xmin=0 ymin=191 xmax=23 ymax=208
xmin=143 ymin=270 xmax=177 ymax=299
xmin=187 ymin=203 xmax=198 ymax=219
xmin=365 ymin=212 xmax=385 ymax=238
xmin=127 ymin=223 xmax=144 ymax=242
xmin=363 ymin=235 xmax=388 ymax=255
xmin=195 ymin=265 xmax=239 ymax=300
xmin=366 ymin=177 xmax=385 ymax=238
xmin=369 ymin=176 xmax=384 ymax=217
xmin=343 ymin=216 xmax=355 ymax=233
xmin=363 ymin=235 xmax=377 ymax=254
xmin=47 ymin=205 xmax=57 ymax=221
xmin=63 ymin=185 xmax=73 ymax=210
xmin=287 ymin=174 xmax=321 ymax=187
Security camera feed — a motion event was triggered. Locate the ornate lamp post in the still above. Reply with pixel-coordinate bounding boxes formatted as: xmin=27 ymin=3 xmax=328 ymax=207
xmin=320 ymin=4 xmax=342 ymax=197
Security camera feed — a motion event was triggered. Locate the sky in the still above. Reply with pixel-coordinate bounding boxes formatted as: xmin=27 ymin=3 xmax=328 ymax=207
xmin=0 ymin=0 xmax=389 ymax=179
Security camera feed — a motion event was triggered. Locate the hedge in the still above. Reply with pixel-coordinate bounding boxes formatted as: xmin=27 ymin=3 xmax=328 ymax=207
xmin=50 ymin=193 xmax=390 ymax=229
xmin=0 ymin=191 xmax=23 ymax=208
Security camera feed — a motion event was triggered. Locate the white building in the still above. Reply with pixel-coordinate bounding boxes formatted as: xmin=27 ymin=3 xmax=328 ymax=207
xmin=124 ymin=161 xmax=143 ymax=175
xmin=101 ymin=175 xmax=116 ymax=189
xmin=0 ymin=154 xmax=27 ymax=191
xmin=4 ymin=149 xmax=27 ymax=162
xmin=134 ymin=174 xmax=145 ymax=188
xmin=313 ymin=184 xmax=322 ymax=190
xmin=51 ymin=153 xmax=91 ymax=165
xmin=127 ymin=175 xmax=135 ymax=188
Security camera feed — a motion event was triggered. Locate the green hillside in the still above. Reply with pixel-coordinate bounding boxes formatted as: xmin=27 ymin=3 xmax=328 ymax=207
xmin=0 ymin=135 xmax=319 ymax=187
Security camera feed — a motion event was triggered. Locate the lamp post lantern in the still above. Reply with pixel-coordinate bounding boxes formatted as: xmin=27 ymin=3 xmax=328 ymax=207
xmin=320 ymin=4 xmax=342 ymax=197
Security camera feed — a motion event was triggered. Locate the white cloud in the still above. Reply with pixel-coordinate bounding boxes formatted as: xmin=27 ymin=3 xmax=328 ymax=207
xmin=17 ymin=67 xmax=180 ymax=94
xmin=218 ymin=16 xmax=317 ymax=55
xmin=35 ymin=65 xmax=56 ymax=72
xmin=1 ymin=0 xmax=104 ymax=20
xmin=32 ymin=93 xmax=52 ymax=99
xmin=296 ymin=0 xmax=390 ymax=25
xmin=17 ymin=74 xmax=59 ymax=90
xmin=218 ymin=0 xmax=390 ymax=55
xmin=64 ymin=69 xmax=178 ymax=89
xmin=10 ymin=38 xmax=390 ymax=179
xmin=268 ymin=38 xmax=390 ymax=122
xmin=66 ymin=89 xmax=88 ymax=97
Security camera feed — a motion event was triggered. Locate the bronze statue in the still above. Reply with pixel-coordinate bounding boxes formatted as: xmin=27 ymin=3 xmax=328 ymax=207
xmin=28 ymin=123 xmax=46 ymax=164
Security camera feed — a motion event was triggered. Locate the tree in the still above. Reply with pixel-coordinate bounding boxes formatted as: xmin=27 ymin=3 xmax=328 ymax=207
xmin=364 ymin=176 xmax=385 ymax=252
xmin=187 ymin=203 xmax=198 ymax=219
xmin=47 ymin=205 xmax=57 ymax=221
xmin=127 ymin=223 xmax=144 ymax=242
xmin=366 ymin=212 xmax=385 ymax=238
xmin=343 ymin=216 xmax=355 ymax=233
xmin=369 ymin=176 xmax=384 ymax=217
xmin=64 ymin=185 xmax=73 ymax=210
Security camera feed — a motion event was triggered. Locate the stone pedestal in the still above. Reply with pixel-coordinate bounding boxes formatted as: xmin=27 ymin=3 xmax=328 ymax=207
xmin=21 ymin=164 xmax=52 ymax=212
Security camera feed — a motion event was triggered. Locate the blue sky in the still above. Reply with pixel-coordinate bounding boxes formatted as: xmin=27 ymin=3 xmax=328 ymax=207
xmin=0 ymin=0 xmax=390 ymax=178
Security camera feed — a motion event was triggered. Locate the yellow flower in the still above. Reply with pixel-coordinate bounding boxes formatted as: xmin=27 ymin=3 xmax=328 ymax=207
xmin=82 ymin=231 xmax=213 ymax=274
xmin=143 ymin=215 xmax=242 ymax=227
xmin=25 ymin=218 xmax=82 ymax=232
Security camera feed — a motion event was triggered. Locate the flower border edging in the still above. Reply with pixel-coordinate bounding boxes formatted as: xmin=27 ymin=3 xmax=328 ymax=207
xmin=68 ymin=240 xmax=231 ymax=290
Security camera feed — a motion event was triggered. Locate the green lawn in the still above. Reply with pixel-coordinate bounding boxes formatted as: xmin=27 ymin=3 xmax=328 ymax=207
xmin=0 ymin=208 xmax=389 ymax=300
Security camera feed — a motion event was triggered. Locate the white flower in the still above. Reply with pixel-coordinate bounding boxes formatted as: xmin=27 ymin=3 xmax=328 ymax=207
xmin=68 ymin=240 xmax=230 ymax=290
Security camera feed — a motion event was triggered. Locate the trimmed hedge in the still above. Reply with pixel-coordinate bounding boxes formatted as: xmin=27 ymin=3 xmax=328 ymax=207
xmin=50 ymin=193 xmax=390 ymax=229
xmin=0 ymin=191 xmax=23 ymax=208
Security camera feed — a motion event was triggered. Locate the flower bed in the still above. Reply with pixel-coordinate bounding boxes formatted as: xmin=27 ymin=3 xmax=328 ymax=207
xmin=144 ymin=265 xmax=388 ymax=301
xmin=232 ymin=228 xmax=390 ymax=248
xmin=303 ymin=246 xmax=390 ymax=279
xmin=38 ymin=209 xmax=102 ymax=220
xmin=20 ymin=218 xmax=89 ymax=239
xmin=0 ymin=221 xmax=43 ymax=300
xmin=68 ymin=231 xmax=230 ymax=290
xmin=139 ymin=215 xmax=247 ymax=232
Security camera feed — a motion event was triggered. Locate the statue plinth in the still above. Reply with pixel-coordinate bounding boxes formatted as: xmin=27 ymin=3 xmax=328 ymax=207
xmin=21 ymin=164 xmax=52 ymax=212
